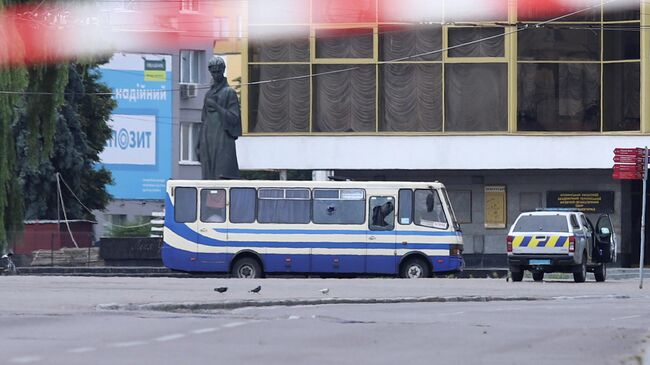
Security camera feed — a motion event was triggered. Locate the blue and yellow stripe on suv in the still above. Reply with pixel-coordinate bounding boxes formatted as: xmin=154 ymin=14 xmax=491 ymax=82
xmin=512 ymin=236 xmax=570 ymax=248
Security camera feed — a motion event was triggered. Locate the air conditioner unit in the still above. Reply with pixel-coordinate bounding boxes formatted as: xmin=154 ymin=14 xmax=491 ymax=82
xmin=180 ymin=83 xmax=198 ymax=98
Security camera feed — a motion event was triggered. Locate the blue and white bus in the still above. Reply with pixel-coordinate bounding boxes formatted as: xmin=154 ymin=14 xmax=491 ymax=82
xmin=162 ymin=180 xmax=464 ymax=278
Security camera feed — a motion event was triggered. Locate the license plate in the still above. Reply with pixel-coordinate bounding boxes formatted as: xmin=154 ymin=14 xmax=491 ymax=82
xmin=529 ymin=259 xmax=551 ymax=265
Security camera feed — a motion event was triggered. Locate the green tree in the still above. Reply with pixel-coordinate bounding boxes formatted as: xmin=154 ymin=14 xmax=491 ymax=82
xmin=0 ymin=0 xmax=28 ymax=252
xmin=16 ymin=60 xmax=115 ymax=220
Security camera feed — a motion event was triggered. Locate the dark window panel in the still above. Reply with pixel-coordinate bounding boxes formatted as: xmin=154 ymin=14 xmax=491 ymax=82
xmin=380 ymin=63 xmax=442 ymax=132
xmin=316 ymin=28 xmax=374 ymax=59
xmin=603 ymin=62 xmax=640 ymax=131
xmin=604 ymin=24 xmax=640 ymax=61
xmin=445 ymin=63 xmax=508 ymax=132
xmin=174 ymin=187 xmax=197 ymax=223
xmin=518 ymin=26 xmax=600 ymax=61
xmin=379 ymin=25 xmax=442 ymax=62
xmin=517 ymin=63 xmax=600 ymax=132
xmin=249 ymin=26 xmax=310 ymax=62
xmin=313 ymin=64 xmax=376 ymax=132
xmin=248 ymin=65 xmax=310 ymax=133
xmin=448 ymin=27 xmax=505 ymax=58
xmin=230 ymin=188 xmax=256 ymax=223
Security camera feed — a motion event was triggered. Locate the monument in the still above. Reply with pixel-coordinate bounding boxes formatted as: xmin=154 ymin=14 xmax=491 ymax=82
xmin=196 ymin=55 xmax=242 ymax=180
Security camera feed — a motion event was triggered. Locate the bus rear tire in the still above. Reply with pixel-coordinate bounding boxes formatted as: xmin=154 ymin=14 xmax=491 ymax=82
xmin=231 ymin=257 xmax=262 ymax=279
xmin=400 ymin=257 xmax=430 ymax=279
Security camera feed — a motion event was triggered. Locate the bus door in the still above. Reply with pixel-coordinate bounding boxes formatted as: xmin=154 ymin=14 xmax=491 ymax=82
xmin=196 ymin=188 xmax=229 ymax=272
xmin=366 ymin=196 xmax=397 ymax=274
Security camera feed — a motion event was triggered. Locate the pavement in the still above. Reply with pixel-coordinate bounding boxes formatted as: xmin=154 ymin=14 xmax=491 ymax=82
xmin=11 ymin=265 xmax=650 ymax=280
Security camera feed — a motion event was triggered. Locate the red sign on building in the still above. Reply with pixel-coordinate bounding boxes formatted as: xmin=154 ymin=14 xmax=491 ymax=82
xmin=613 ymin=148 xmax=648 ymax=180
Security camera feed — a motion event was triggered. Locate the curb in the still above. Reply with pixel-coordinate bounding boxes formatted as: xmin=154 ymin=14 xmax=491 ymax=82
xmin=96 ymin=294 xmax=631 ymax=313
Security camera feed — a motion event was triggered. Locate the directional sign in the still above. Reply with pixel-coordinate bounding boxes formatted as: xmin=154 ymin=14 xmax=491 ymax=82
xmin=613 ymin=164 xmax=645 ymax=173
xmin=613 ymin=171 xmax=644 ymax=180
xmin=614 ymin=155 xmax=646 ymax=164
xmin=614 ymin=148 xmax=646 ymax=157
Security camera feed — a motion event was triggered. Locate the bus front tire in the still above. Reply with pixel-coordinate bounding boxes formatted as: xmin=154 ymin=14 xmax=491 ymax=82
xmin=231 ymin=257 xmax=262 ymax=279
xmin=400 ymin=257 xmax=430 ymax=279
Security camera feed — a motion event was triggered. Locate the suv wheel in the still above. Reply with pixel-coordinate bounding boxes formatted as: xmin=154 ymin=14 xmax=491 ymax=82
xmin=510 ymin=271 xmax=524 ymax=282
xmin=532 ymin=271 xmax=544 ymax=282
xmin=594 ymin=263 xmax=606 ymax=282
xmin=573 ymin=254 xmax=587 ymax=283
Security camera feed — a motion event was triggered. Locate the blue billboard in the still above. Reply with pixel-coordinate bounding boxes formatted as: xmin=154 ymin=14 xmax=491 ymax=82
xmin=99 ymin=53 xmax=173 ymax=200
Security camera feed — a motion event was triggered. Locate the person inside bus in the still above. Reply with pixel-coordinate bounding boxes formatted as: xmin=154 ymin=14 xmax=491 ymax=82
xmin=371 ymin=201 xmax=394 ymax=228
xmin=201 ymin=189 xmax=226 ymax=223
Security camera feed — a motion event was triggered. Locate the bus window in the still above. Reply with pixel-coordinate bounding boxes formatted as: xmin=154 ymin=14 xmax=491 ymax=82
xmin=398 ymin=189 xmax=413 ymax=225
xmin=369 ymin=196 xmax=395 ymax=231
xmin=200 ymin=189 xmax=226 ymax=223
xmin=258 ymin=188 xmax=310 ymax=224
xmin=174 ymin=187 xmax=197 ymax=223
xmin=230 ymin=188 xmax=256 ymax=223
xmin=414 ymin=190 xmax=447 ymax=229
xmin=313 ymin=188 xmax=365 ymax=224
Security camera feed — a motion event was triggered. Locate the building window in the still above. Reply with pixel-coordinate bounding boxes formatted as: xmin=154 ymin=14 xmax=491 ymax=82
xmin=315 ymin=28 xmax=374 ymax=59
xmin=248 ymin=65 xmax=310 ymax=133
xmin=180 ymin=122 xmax=201 ymax=163
xmin=445 ymin=63 xmax=508 ymax=131
xmin=180 ymin=0 xmax=199 ymax=12
xmin=517 ymin=63 xmax=600 ymax=132
xmin=448 ymin=27 xmax=505 ymax=58
xmin=180 ymin=50 xmax=202 ymax=84
xmin=313 ymin=64 xmax=376 ymax=132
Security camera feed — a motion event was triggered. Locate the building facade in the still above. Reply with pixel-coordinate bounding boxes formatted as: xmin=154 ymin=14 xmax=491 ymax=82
xmin=211 ymin=0 xmax=647 ymax=266
xmin=103 ymin=0 xmax=650 ymax=267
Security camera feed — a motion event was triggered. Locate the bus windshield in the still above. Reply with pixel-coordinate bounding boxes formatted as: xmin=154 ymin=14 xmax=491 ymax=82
xmin=441 ymin=187 xmax=462 ymax=232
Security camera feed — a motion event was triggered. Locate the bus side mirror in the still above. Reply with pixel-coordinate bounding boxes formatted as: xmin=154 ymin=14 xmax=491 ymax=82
xmin=600 ymin=227 xmax=610 ymax=236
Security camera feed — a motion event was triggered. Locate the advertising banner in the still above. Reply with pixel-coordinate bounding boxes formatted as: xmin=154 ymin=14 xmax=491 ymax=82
xmin=99 ymin=53 xmax=172 ymax=199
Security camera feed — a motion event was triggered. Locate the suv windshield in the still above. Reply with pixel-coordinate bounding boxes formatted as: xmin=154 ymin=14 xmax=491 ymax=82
xmin=513 ymin=215 xmax=569 ymax=233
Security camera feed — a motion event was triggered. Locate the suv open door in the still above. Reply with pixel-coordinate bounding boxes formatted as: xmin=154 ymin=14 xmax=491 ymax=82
xmin=595 ymin=214 xmax=617 ymax=263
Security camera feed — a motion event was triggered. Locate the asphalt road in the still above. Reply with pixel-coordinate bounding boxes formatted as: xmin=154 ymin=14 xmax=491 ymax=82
xmin=0 ymin=276 xmax=649 ymax=364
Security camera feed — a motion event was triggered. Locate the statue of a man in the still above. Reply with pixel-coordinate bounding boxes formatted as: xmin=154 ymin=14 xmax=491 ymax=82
xmin=196 ymin=56 xmax=242 ymax=180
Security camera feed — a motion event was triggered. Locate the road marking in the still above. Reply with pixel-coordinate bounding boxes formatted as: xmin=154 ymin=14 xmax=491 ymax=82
xmin=288 ymin=315 xmax=300 ymax=320
xmin=107 ymin=341 xmax=149 ymax=348
xmin=192 ymin=327 xmax=219 ymax=334
xmin=66 ymin=347 xmax=96 ymax=354
xmin=611 ymin=314 xmax=642 ymax=321
xmin=10 ymin=356 xmax=42 ymax=363
xmin=222 ymin=321 xmax=247 ymax=328
xmin=155 ymin=334 xmax=186 ymax=342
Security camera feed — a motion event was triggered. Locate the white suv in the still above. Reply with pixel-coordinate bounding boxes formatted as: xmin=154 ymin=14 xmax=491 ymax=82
xmin=507 ymin=209 xmax=617 ymax=283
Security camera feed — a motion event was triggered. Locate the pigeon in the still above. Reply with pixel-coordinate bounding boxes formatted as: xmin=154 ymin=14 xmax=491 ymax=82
xmin=249 ymin=285 xmax=261 ymax=294
xmin=214 ymin=287 xmax=228 ymax=293
xmin=320 ymin=288 xmax=329 ymax=295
